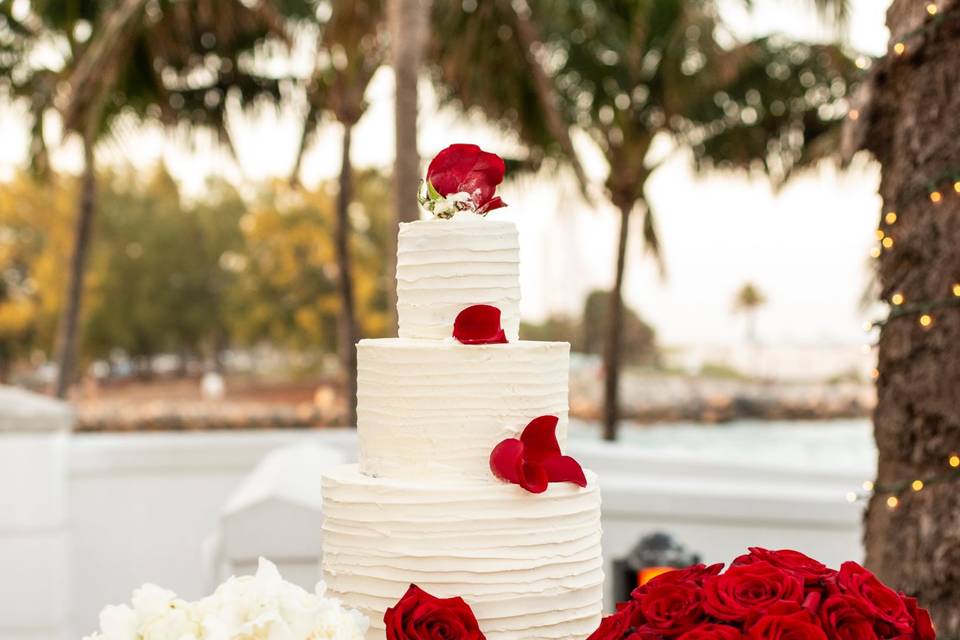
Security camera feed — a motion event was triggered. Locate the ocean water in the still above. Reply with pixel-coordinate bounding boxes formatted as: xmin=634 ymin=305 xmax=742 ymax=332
xmin=569 ymin=418 xmax=875 ymax=473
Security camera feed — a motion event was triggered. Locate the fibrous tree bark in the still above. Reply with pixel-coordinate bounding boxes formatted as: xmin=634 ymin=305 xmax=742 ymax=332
xmin=857 ymin=1 xmax=960 ymax=633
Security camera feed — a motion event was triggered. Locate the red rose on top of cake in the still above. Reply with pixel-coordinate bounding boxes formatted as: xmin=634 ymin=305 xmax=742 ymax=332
xmin=419 ymin=143 xmax=507 ymax=218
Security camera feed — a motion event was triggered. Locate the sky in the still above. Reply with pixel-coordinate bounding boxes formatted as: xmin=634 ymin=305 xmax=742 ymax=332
xmin=0 ymin=0 xmax=892 ymax=349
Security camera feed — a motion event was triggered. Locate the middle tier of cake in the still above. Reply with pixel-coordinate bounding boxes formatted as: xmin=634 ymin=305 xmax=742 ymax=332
xmin=357 ymin=338 xmax=570 ymax=481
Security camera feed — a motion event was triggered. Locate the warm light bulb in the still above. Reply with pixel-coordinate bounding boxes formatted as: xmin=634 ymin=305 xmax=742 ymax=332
xmin=886 ymin=496 xmax=899 ymax=509
xmin=927 ymin=3 xmax=938 ymax=15
xmin=846 ymin=492 xmax=858 ymax=503
xmin=930 ymin=191 xmax=943 ymax=203
xmin=911 ymin=479 xmax=924 ymax=492
xmin=869 ymin=247 xmax=882 ymax=258
xmin=862 ymin=480 xmax=874 ymax=491
xmin=882 ymin=237 xmax=894 ymax=249
xmin=870 ymin=368 xmax=879 ymax=380
xmin=920 ymin=314 xmax=933 ymax=327
xmin=953 ymin=283 xmax=960 ymax=297
xmin=891 ymin=292 xmax=904 ymax=305
xmin=875 ymin=229 xmax=885 ymax=240
xmin=848 ymin=109 xmax=860 ymax=121
xmin=955 ymin=181 xmax=960 ymax=194
xmin=950 ymin=454 xmax=960 ymax=468
xmin=894 ymin=42 xmax=906 ymax=55
xmin=885 ymin=211 xmax=897 ymax=224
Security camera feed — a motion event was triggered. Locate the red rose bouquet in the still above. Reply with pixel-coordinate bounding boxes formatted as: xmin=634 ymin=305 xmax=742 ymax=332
xmin=588 ymin=548 xmax=935 ymax=640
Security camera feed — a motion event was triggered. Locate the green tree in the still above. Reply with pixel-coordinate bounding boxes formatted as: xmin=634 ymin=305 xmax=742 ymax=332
xmin=83 ymin=168 xmax=246 ymax=371
xmin=230 ymin=171 xmax=391 ymax=359
xmin=429 ymin=0 xmax=858 ymax=439
xmin=1 ymin=0 xmax=293 ymax=396
xmin=732 ymin=282 xmax=767 ymax=344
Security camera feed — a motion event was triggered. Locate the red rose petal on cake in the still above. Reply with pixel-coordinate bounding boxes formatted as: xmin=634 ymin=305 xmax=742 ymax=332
xmin=453 ymin=305 xmax=508 ymax=344
xmin=476 ymin=196 xmax=506 ymax=215
xmin=542 ymin=455 xmax=587 ymax=488
xmin=490 ymin=438 xmax=523 ymax=484
xmin=519 ymin=460 xmax=549 ymax=494
xmin=519 ymin=415 xmax=562 ymax=462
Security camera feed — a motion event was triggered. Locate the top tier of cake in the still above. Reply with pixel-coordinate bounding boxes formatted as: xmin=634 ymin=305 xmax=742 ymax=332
xmin=397 ymin=215 xmax=521 ymax=341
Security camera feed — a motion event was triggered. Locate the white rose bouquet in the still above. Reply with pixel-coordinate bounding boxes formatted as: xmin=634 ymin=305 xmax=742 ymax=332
xmin=84 ymin=558 xmax=368 ymax=640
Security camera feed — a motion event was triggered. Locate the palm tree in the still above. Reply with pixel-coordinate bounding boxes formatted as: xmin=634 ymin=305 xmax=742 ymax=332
xmin=387 ymin=0 xmax=430 ymax=330
xmin=290 ymin=0 xmax=386 ymax=427
xmin=2 ymin=0 xmax=294 ymax=398
xmin=844 ymin=1 xmax=960 ymax=629
xmin=429 ymin=0 xmax=859 ymax=440
xmin=732 ymin=282 xmax=766 ymax=344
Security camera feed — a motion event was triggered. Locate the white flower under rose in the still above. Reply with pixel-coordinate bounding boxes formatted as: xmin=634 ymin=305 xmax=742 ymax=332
xmin=84 ymin=558 xmax=368 ymax=640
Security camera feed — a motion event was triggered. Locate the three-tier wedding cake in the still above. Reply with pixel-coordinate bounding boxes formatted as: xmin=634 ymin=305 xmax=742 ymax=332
xmin=321 ymin=145 xmax=603 ymax=640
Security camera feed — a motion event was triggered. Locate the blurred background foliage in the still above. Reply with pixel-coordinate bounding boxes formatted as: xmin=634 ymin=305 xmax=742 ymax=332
xmin=0 ymin=166 xmax=391 ymax=381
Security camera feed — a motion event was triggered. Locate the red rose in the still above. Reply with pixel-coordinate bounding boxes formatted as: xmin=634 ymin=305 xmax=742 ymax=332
xmin=732 ymin=548 xmax=836 ymax=586
xmin=588 ymin=609 xmax=635 ymax=640
xmin=639 ymin=581 xmax=704 ymax=636
xmin=746 ymin=604 xmax=826 ymax=640
xmin=819 ymin=595 xmax=879 ymax=640
xmin=633 ymin=564 xmax=725 ymax=598
xmin=902 ymin=595 xmax=936 ymax=640
xmin=834 ymin=562 xmax=913 ymax=635
xmin=426 ymin=144 xmax=506 ymax=214
xmin=677 ymin=623 xmax=744 ymax=639
xmin=703 ymin=562 xmax=804 ymax=622
xmin=384 ymin=584 xmax=485 ymax=640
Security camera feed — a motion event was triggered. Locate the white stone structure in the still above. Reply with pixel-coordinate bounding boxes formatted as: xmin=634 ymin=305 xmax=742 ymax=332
xmin=205 ymin=443 xmax=345 ymax=589
xmin=0 ymin=386 xmax=73 ymax=640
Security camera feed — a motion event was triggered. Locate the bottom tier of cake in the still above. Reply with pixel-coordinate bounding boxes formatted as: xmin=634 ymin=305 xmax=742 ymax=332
xmin=321 ymin=464 xmax=604 ymax=640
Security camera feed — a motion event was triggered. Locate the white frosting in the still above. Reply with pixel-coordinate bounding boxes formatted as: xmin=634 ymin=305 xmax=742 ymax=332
xmin=322 ymin=465 xmax=603 ymax=640
xmin=397 ymin=216 xmax=521 ymax=341
xmin=357 ymin=338 xmax=570 ymax=481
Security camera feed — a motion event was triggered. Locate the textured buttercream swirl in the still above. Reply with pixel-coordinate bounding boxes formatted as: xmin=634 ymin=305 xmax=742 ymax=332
xmin=357 ymin=338 xmax=570 ymax=481
xmin=397 ymin=216 xmax=521 ymax=341
xmin=322 ymin=464 xmax=603 ymax=640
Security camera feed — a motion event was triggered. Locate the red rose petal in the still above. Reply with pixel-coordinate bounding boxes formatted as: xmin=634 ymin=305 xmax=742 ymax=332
xmin=542 ymin=455 xmax=587 ymax=487
xmin=519 ymin=415 xmax=562 ymax=462
xmin=490 ymin=438 xmax=523 ymax=484
xmin=476 ymin=196 xmax=507 ymax=215
xmin=453 ymin=305 xmax=509 ymax=345
xmin=519 ymin=460 xmax=549 ymax=493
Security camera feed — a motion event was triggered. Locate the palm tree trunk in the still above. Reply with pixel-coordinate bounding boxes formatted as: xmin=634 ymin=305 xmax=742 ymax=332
xmin=860 ymin=2 xmax=960 ymax=632
xmin=53 ymin=131 xmax=97 ymax=399
xmin=388 ymin=0 xmax=430 ymax=331
xmin=602 ymin=199 xmax=633 ymax=441
xmin=336 ymin=123 xmax=359 ymax=427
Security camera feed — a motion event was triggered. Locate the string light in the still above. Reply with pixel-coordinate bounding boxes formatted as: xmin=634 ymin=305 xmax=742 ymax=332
xmin=911 ymin=479 xmax=924 ymax=492
xmin=882 ymin=236 xmax=894 ymax=249
xmin=955 ymin=181 xmax=960 ymax=194
xmin=875 ymin=229 xmax=885 ymax=240
xmin=886 ymin=496 xmax=899 ymax=509
xmin=891 ymin=292 xmax=904 ymax=306
xmin=848 ymin=109 xmax=860 ymax=121
xmin=919 ymin=313 xmax=933 ymax=327
xmin=930 ymin=190 xmax=943 ymax=203
xmin=950 ymin=455 xmax=960 ymax=468
xmin=854 ymin=454 xmax=960 ymax=509
xmin=846 ymin=492 xmax=858 ymax=503
xmin=862 ymin=480 xmax=874 ymax=492
xmin=893 ymin=42 xmax=906 ymax=55
xmin=926 ymin=3 xmax=938 ymax=15
xmin=869 ymin=368 xmax=879 ymax=380
xmin=869 ymin=246 xmax=882 ymax=258
xmin=953 ymin=284 xmax=960 ymax=297
xmin=885 ymin=211 xmax=897 ymax=224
